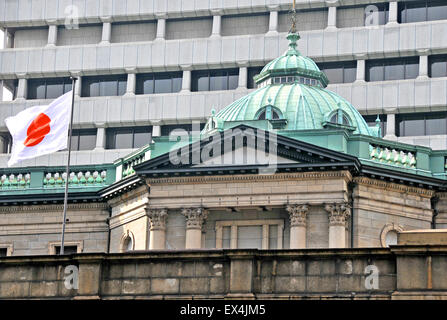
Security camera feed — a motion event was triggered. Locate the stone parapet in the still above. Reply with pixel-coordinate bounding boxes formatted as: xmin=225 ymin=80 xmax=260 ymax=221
xmin=0 ymin=247 xmax=446 ymax=299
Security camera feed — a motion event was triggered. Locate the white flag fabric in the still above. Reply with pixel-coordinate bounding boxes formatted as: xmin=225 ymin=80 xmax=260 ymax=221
xmin=5 ymin=91 xmax=73 ymax=167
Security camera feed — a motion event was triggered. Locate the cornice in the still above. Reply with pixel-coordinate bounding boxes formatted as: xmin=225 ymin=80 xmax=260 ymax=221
xmin=0 ymin=202 xmax=109 ymax=213
xmin=353 ymin=177 xmax=435 ymax=197
xmin=147 ymin=170 xmax=352 ymax=185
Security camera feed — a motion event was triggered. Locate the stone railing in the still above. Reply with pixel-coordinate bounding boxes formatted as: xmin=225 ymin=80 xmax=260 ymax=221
xmin=43 ymin=170 xmax=107 ymax=188
xmin=0 ymin=165 xmax=114 ymax=192
xmin=0 ymin=173 xmax=31 ymax=190
xmin=115 ymin=145 xmax=151 ymax=180
xmin=369 ymin=144 xmax=416 ymax=168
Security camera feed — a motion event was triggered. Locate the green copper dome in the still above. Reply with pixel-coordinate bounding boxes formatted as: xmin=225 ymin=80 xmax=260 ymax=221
xmin=205 ymin=32 xmax=377 ymax=137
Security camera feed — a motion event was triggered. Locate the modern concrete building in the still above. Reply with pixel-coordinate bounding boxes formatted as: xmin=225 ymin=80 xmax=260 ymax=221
xmin=0 ymin=0 xmax=447 ymax=167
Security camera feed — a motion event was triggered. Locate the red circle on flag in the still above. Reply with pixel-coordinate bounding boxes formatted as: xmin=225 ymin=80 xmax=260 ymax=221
xmin=24 ymin=113 xmax=51 ymax=147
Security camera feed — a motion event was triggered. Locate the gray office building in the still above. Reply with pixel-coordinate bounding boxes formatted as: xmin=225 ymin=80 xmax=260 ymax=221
xmin=0 ymin=0 xmax=446 ymax=167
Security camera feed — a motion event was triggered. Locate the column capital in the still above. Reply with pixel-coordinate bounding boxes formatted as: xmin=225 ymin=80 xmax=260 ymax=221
xmin=286 ymin=204 xmax=309 ymax=227
xmin=181 ymin=207 xmax=208 ymax=230
xmin=147 ymin=208 xmax=168 ymax=230
xmin=324 ymin=202 xmax=351 ymax=227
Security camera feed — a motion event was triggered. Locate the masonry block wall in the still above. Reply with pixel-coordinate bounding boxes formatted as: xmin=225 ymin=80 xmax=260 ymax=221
xmin=0 ymin=203 xmax=109 ymax=255
xmin=0 ymin=248 xmax=446 ymax=300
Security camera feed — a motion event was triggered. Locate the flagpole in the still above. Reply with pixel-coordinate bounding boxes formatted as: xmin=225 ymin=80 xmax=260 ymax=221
xmin=60 ymin=77 xmax=77 ymax=255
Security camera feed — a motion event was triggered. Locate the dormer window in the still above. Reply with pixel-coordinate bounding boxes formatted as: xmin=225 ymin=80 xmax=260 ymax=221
xmin=330 ymin=111 xmax=350 ymax=126
xmin=255 ymin=105 xmax=283 ymax=121
xmin=323 ymin=108 xmax=355 ymax=131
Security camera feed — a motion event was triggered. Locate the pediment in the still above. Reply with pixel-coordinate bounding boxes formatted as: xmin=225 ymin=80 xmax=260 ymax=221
xmin=135 ymin=125 xmax=359 ymax=176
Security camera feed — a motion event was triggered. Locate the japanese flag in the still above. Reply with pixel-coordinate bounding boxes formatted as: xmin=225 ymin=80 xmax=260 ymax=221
xmin=5 ymin=91 xmax=73 ymax=167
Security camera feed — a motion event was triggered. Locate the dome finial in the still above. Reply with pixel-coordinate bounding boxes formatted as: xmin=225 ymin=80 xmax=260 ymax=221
xmin=287 ymin=0 xmax=300 ymax=56
xmin=289 ymin=0 xmax=297 ymax=34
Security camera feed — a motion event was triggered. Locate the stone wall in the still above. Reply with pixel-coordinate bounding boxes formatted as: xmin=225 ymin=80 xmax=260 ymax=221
xmin=0 ymin=203 xmax=109 ymax=256
xmin=0 ymin=247 xmax=446 ymax=299
xmin=353 ymin=177 xmax=434 ymax=247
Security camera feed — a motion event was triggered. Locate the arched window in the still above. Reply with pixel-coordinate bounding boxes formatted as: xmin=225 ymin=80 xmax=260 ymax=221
xmin=329 ymin=109 xmax=351 ymax=126
xmin=255 ymin=105 xmax=283 ymax=120
xmin=380 ymin=224 xmax=404 ymax=248
xmin=257 ymin=109 xmax=280 ymax=120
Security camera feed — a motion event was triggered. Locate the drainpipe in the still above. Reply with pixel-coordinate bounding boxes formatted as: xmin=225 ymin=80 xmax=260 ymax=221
xmin=348 ymin=181 xmax=355 ymax=248
xmin=431 ymin=196 xmax=439 ymax=229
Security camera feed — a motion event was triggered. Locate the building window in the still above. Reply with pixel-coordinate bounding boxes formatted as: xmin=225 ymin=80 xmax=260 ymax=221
xmin=161 ymin=123 xmax=205 ymax=136
xmin=429 ymin=54 xmax=447 ymax=78
xmin=278 ymin=8 xmax=328 ymax=32
xmin=0 ymin=244 xmax=12 ymax=257
xmin=191 ymin=69 xmax=239 ymax=92
xmin=106 ymin=126 xmax=152 ymax=149
xmin=81 ymin=75 xmax=127 ymax=97
xmin=317 ymin=61 xmax=357 ymax=84
xmin=366 ymin=57 xmax=419 ymax=82
xmin=55 ymin=246 xmax=78 ymax=255
xmin=136 ymin=72 xmax=182 ymax=95
xmin=380 ymin=224 xmax=404 ymax=248
xmin=337 ymin=3 xmax=388 ymax=28
xmin=398 ymin=0 xmax=447 ymax=23
xmin=3 ymin=79 xmax=18 ymax=101
xmin=247 ymin=67 xmax=264 ymax=89
xmin=397 ymin=112 xmax=447 ymax=136
xmin=27 ymin=78 xmax=72 ymax=100
xmin=363 ymin=115 xmax=387 ymax=137
xmin=69 ymin=129 xmax=97 ymax=151
xmin=215 ymin=219 xmax=284 ymax=249
xmin=49 ymin=241 xmax=83 ymax=255
xmin=221 ymin=13 xmax=269 ymax=36
xmin=166 ymin=17 xmax=213 ymax=40
xmin=0 ymin=133 xmax=12 ymax=153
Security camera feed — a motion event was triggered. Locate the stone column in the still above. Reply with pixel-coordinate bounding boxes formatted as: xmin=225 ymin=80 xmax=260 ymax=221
xmin=211 ymin=12 xmax=222 ymax=38
xmin=384 ymin=113 xmax=397 ymax=140
xmin=181 ymin=208 xmax=207 ymax=249
xmin=95 ymin=126 xmax=106 ymax=150
xmin=0 ymin=80 xmax=3 ymax=102
xmin=156 ymin=17 xmax=166 ymax=40
xmin=355 ymin=59 xmax=366 ymax=82
xmin=181 ymin=68 xmax=192 ymax=93
xmin=100 ymin=19 xmax=112 ymax=44
xmin=286 ymin=204 xmax=309 ymax=249
xmin=238 ymin=66 xmax=248 ymax=89
xmin=418 ymin=52 xmax=429 ymax=80
xmin=388 ymin=1 xmax=399 ymax=25
xmin=3 ymin=28 xmax=13 ymax=48
xmin=267 ymin=10 xmax=279 ymax=36
xmin=326 ymin=2 xmax=338 ymax=30
xmin=125 ymin=70 xmax=136 ymax=96
xmin=47 ymin=22 xmax=58 ymax=47
xmin=16 ymin=76 xmax=27 ymax=101
xmin=147 ymin=208 xmax=168 ymax=250
xmin=325 ymin=203 xmax=351 ymax=248
xmin=0 ymin=135 xmax=5 ymax=154
xmin=152 ymin=125 xmax=161 ymax=139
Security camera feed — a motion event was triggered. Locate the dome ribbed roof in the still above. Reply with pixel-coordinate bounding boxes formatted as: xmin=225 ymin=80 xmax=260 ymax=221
xmin=215 ymin=83 xmax=373 ymax=135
